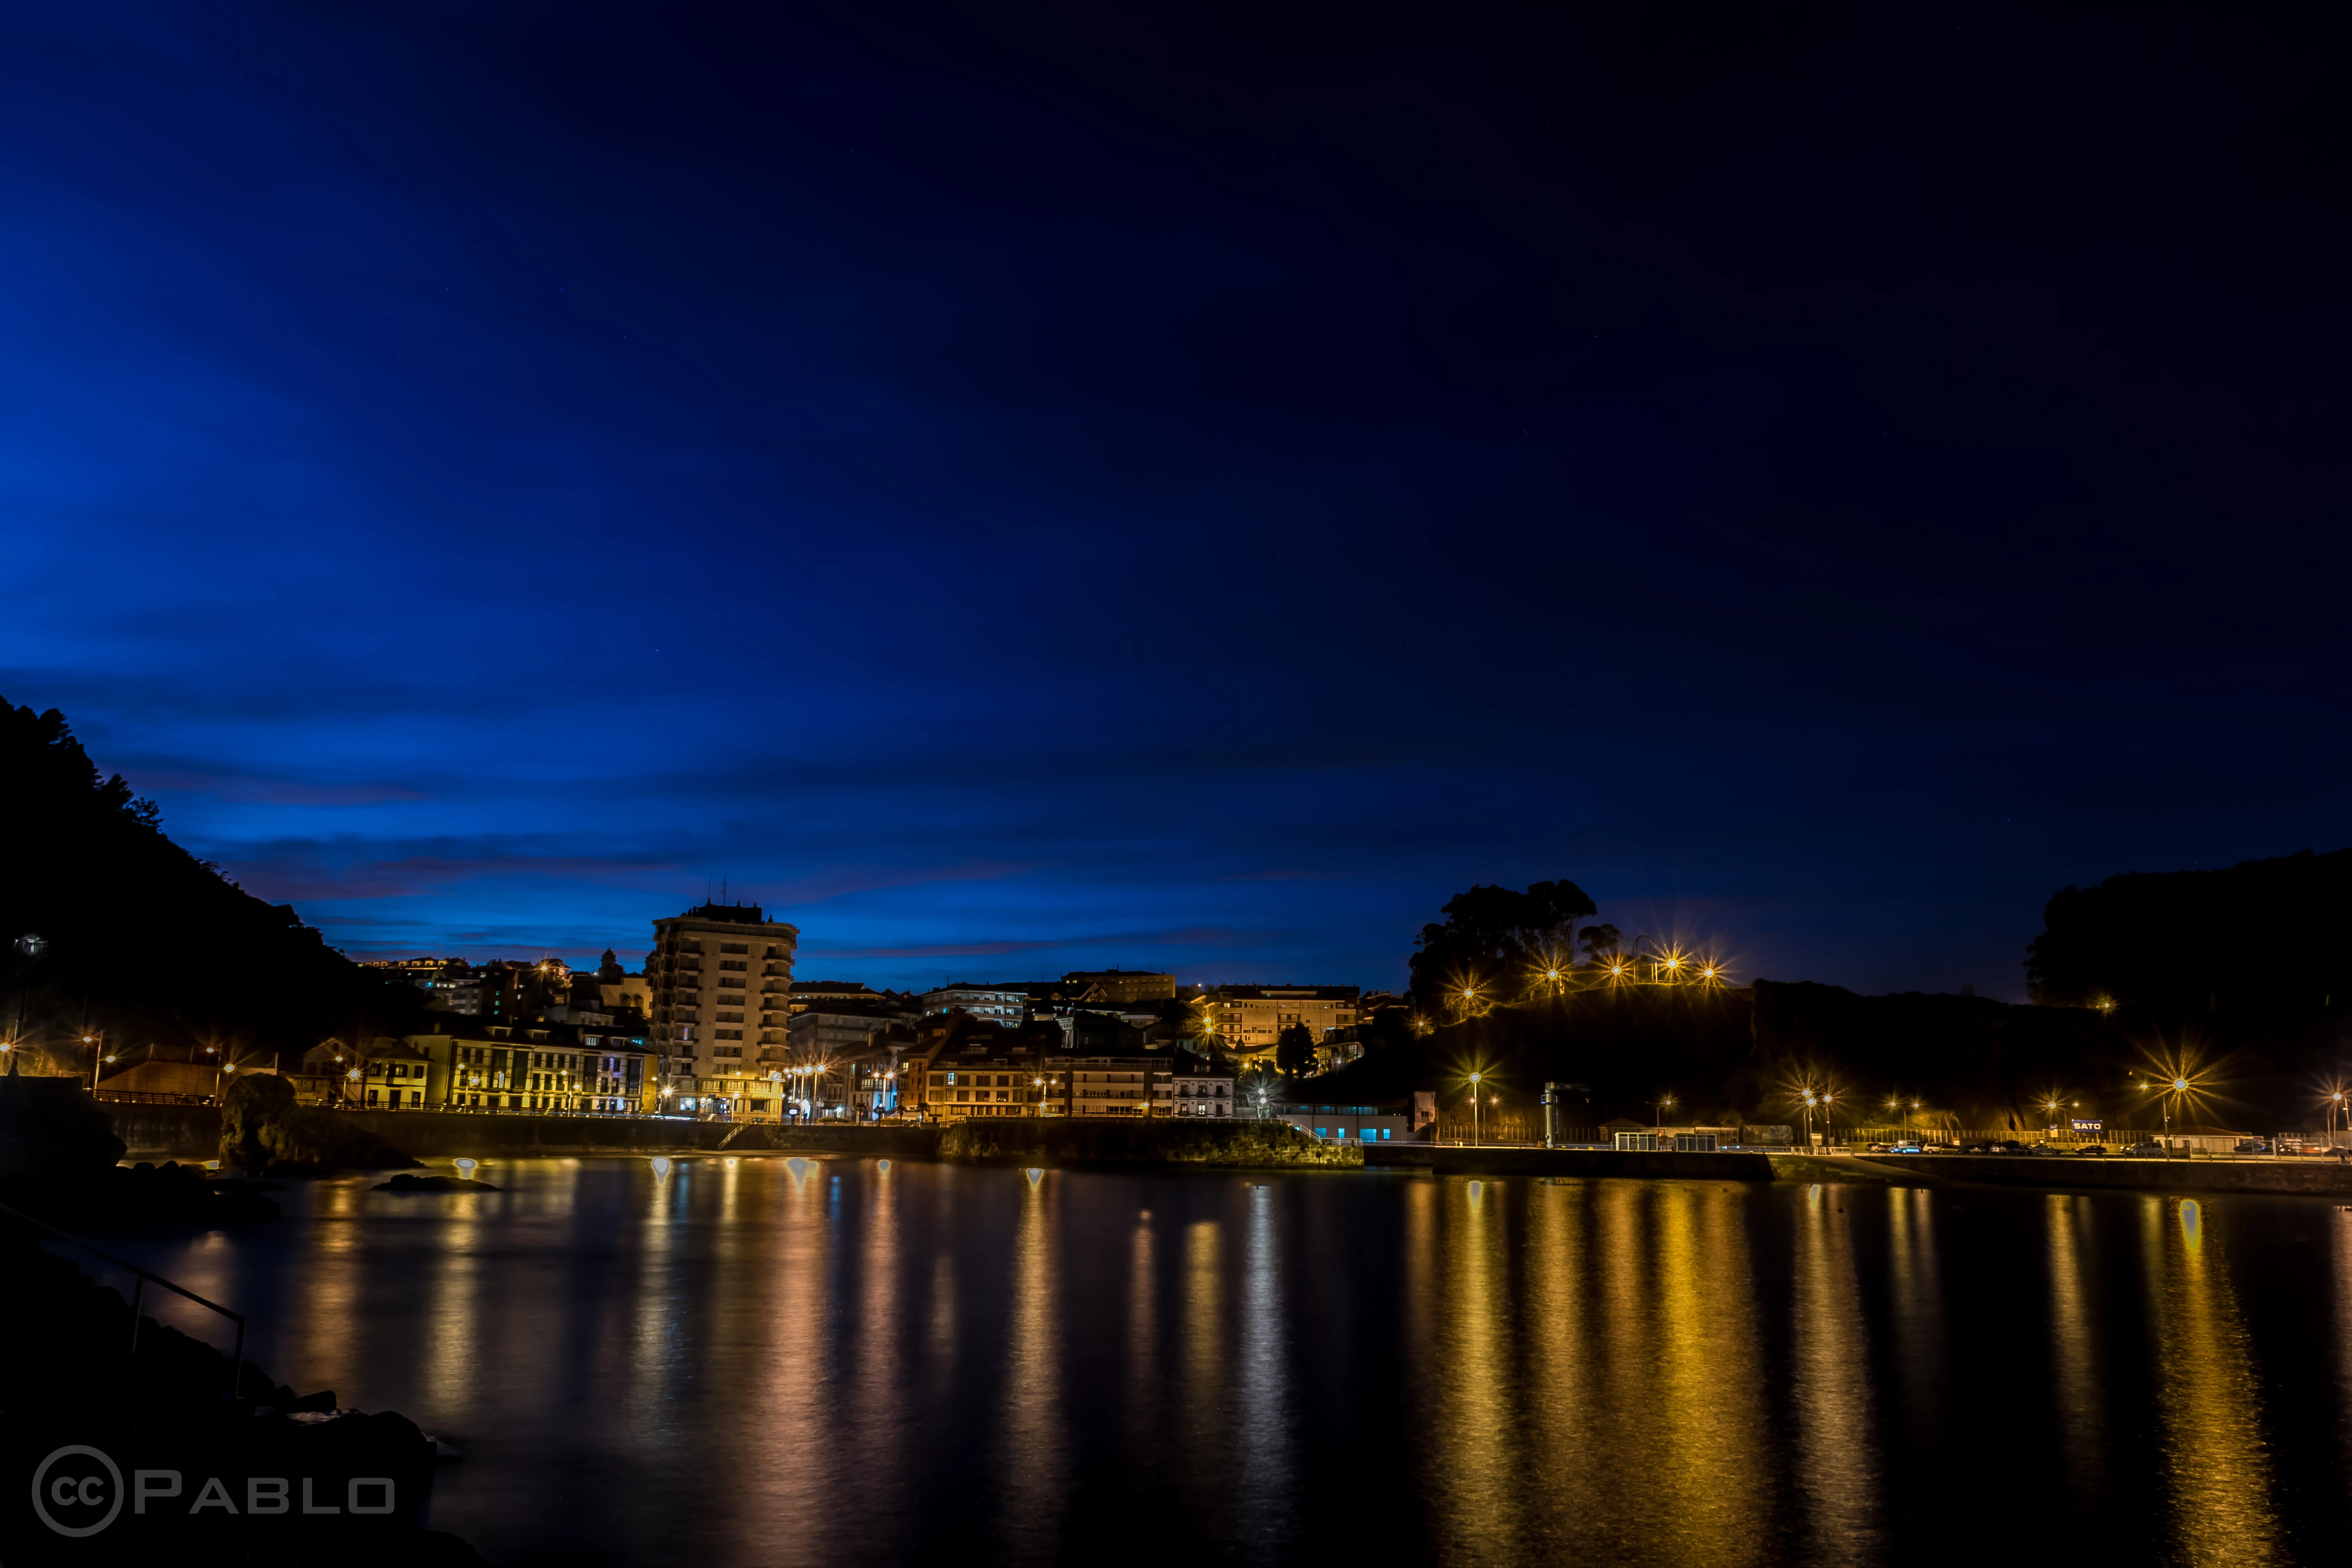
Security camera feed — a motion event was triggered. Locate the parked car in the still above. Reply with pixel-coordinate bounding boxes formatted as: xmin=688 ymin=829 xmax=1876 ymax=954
xmin=1990 ymin=1140 xmax=2028 ymax=1154
xmin=2125 ymin=1141 xmax=2164 ymax=1156
xmin=2234 ymin=1139 xmax=2271 ymax=1154
xmin=1889 ymin=1142 xmax=1924 ymax=1154
xmin=2027 ymin=1142 xmax=2062 ymax=1154
xmin=2073 ymin=1144 xmax=2108 ymax=1156
xmin=1866 ymin=1142 xmax=1892 ymax=1153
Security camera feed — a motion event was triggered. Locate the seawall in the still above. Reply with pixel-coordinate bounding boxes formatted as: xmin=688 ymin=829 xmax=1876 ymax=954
xmin=279 ymin=1111 xmax=940 ymax=1161
xmin=1360 ymin=1143 xmax=2352 ymax=1196
xmin=1366 ymin=1145 xmax=1777 ymax=1180
xmin=106 ymin=1102 xmax=220 ymax=1160
xmin=1858 ymin=1152 xmax=2352 ymax=1196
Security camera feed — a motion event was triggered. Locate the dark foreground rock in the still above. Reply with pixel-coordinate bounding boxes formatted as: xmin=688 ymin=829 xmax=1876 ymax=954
xmin=0 ymin=1225 xmax=481 ymax=1567
xmin=220 ymin=1074 xmax=417 ymax=1172
xmin=0 ymin=1159 xmax=280 ymax=1233
xmin=0 ymin=1069 xmax=124 ymax=1177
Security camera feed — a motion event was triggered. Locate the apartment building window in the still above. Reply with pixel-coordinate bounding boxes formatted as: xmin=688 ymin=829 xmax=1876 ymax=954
xmin=719 ymin=959 xmax=747 ymax=971
xmin=720 ymin=943 xmax=748 ymax=954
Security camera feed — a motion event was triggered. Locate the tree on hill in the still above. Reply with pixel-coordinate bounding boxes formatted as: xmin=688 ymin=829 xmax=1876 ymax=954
xmin=0 ymin=696 xmax=421 ymax=1072
xmin=1407 ymin=879 xmax=1598 ymax=1011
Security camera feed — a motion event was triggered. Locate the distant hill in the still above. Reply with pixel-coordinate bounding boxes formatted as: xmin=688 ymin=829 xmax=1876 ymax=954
xmin=0 ymin=697 xmax=417 ymax=1071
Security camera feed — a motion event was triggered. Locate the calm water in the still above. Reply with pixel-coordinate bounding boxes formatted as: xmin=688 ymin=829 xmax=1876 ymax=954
xmin=85 ymin=1157 xmax=2352 ymax=1566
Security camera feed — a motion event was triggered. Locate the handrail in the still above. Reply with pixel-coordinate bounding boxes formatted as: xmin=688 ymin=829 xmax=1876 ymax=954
xmin=0 ymin=1199 xmax=248 ymax=1399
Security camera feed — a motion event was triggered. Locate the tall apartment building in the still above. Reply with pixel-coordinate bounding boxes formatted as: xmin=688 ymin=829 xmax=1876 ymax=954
xmin=647 ymin=902 xmax=798 ymax=1112
xmin=1206 ymin=984 xmax=1361 ymax=1059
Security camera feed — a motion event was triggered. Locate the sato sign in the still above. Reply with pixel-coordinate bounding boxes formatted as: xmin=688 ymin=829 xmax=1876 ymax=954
xmin=2071 ymin=1119 xmax=2104 ymax=1133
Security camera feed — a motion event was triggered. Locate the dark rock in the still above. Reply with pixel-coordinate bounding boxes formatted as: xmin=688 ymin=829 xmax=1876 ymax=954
xmin=0 ymin=1226 xmax=483 ymax=1564
xmin=373 ymin=1172 xmax=501 ymax=1192
xmin=221 ymin=1073 xmax=418 ymax=1172
xmin=0 ymin=1066 xmax=125 ymax=1177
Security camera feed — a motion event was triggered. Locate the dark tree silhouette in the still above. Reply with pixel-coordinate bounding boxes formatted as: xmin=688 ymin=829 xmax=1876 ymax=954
xmin=1407 ymin=879 xmax=1599 ymax=1010
xmin=1274 ymin=1022 xmax=1316 ymax=1077
xmin=2027 ymin=850 xmax=2352 ymax=1038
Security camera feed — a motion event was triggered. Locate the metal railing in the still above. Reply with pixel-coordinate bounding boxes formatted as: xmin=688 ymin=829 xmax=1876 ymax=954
xmin=0 ymin=1199 xmax=248 ymax=1398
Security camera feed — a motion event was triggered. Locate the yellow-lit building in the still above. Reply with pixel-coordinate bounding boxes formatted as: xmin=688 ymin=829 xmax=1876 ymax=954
xmin=1205 ymin=985 xmax=1361 ymax=1061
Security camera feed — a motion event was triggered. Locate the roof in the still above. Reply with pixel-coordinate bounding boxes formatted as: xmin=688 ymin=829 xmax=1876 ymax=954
xmin=1214 ymin=985 xmax=1362 ymax=1001
xmin=661 ymin=902 xmax=797 ymax=930
xmin=408 ymin=1018 xmax=650 ymax=1050
xmin=789 ymin=1002 xmax=905 ymax=1022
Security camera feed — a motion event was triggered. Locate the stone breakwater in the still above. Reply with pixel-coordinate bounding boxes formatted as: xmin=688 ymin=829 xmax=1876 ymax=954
xmin=941 ymin=1117 xmax=1362 ymax=1169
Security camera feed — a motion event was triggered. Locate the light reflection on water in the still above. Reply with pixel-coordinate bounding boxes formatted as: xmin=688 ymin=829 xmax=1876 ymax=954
xmin=89 ymin=1159 xmax=2351 ymax=1566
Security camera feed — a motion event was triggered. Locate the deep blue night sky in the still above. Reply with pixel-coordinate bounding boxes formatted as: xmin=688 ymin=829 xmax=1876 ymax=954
xmin=2 ymin=2 xmax=2345 ymax=996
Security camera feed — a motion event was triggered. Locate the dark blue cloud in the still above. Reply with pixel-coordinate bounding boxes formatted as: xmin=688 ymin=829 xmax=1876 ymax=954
xmin=1 ymin=1 xmax=2345 ymax=996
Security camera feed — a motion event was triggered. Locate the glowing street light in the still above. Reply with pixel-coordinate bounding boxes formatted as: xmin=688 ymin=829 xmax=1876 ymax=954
xmin=1468 ymin=1070 xmax=1483 ymax=1146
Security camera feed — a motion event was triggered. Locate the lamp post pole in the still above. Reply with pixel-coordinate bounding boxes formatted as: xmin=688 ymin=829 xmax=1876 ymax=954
xmin=1469 ymin=1071 xmax=1482 ymax=1146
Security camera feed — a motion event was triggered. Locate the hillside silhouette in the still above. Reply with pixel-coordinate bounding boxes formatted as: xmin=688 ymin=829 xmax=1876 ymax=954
xmin=0 ymin=696 xmax=416 ymax=1071
xmin=1311 ymin=981 xmax=2144 ymax=1132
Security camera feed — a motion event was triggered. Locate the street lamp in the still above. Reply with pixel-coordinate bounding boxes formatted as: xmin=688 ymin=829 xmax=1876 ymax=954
xmin=1468 ymin=1071 xmax=1482 ymax=1145
xmin=1801 ymin=1090 xmax=1818 ymax=1149
xmin=1655 ymin=1093 xmax=1676 ymax=1131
